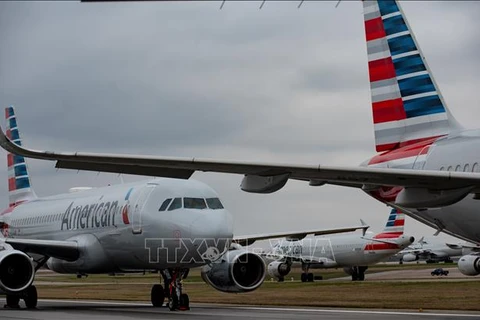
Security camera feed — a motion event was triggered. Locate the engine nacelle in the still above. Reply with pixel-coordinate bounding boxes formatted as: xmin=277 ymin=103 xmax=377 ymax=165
xmin=201 ymin=249 xmax=266 ymax=293
xmin=457 ymin=254 xmax=480 ymax=276
xmin=240 ymin=174 xmax=290 ymax=194
xmin=46 ymin=234 xmax=114 ymax=274
xmin=0 ymin=248 xmax=35 ymax=293
xmin=402 ymin=253 xmax=418 ymax=262
xmin=267 ymin=261 xmax=291 ymax=280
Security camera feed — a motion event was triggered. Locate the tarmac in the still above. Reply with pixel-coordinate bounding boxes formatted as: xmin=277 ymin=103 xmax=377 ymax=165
xmin=1 ymin=300 xmax=479 ymax=320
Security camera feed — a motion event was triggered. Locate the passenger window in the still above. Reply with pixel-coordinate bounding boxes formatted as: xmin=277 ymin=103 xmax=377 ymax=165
xmin=183 ymin=198 xmax=207 ymax=209
xmin=206 ymin=198 xmax=224 ymax=210
xmin=464 ymin=164 xmax=470 ymax=172
xmin=159 ymin=198 xmax=172 ymax=211
xmin=168 ymin=198 xmax=182 ymax=211
xmin=473 ymin=163 xmax=479 ymax=172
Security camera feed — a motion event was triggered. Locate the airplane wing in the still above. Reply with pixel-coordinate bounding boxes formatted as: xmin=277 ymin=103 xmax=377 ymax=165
xmin=233 ymin=224 xmax=369 ymax=246
xmin=445 ymin=243 xmax=464 ymax=250
xmin=446 ymin=243 xmax=480 ymax=252
xmin=2 ymin=125 xmax=480 ymax=197
xmin=3 ymin=238 xmax=79 ymax=261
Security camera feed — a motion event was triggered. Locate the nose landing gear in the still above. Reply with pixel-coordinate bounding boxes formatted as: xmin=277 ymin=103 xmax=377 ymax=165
xmin=151 ymin=268 xmax=190 ymax=311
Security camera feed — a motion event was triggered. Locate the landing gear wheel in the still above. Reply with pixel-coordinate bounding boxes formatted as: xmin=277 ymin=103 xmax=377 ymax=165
xmin=151 ymin=284 xmax=165 ymax=307
xmin=24 ymin=285 xmax=38 ymax=309
xmin=358 ymin=266 xmax=367 ymax=281
xmin=351 ymin=266 xmax=360 ymax=281
xmin=300 ymin=273 xmax=307 ymax=282
xmin=168 ymin=294 xmax=178 ymax=311
xmin=5 ymin=295 xmax=20 ymax=308
xmin=179 ymin=293 xmax=190 ymax=311
xmin=307 ymin=273 xmax=314 ymax=282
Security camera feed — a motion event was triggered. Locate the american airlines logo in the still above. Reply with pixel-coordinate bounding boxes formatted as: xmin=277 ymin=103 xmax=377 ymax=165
xmin=61 ymin=200 xmax=121 ymax=230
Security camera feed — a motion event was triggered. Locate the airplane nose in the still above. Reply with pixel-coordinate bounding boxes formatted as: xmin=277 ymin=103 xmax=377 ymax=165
xmin=188 ymin=210 xmax=233 ymax=263
xmin=190 ymin=210 xmax=233 ymax=240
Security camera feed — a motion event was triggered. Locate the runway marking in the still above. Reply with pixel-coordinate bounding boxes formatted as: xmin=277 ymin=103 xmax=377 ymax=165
xmin=38 ymin=299 xmax=480 ymax=318
xmin=236 ymin=306 xmax=480 ymax=318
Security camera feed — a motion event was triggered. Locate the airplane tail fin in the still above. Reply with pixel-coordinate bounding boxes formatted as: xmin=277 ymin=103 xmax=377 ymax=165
xmin=363 ymin=0 xmax=462 ymax=152
xmin=5 ymin=106 xmax=37 ymax=207
xmin=374 ymin=208 xmax=404 ymax=239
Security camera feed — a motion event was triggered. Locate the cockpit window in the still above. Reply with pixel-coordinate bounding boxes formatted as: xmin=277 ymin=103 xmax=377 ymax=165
xmin=159 ymin=198 xmax=172 ymax=211
xmin=206 ymin=198 xmax=224 ymax=210
xmin=168 ymin=198 xmax=182 ymax=211
xmin=183 ymin=198 xmax=207 ymax=209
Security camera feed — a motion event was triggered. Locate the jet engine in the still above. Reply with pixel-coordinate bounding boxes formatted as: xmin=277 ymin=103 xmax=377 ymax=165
xmin=201 ymin=249 xmax=266 ymax=293
xmin=267 ymin=261 xmax=291 ymax=280
xmin=402 ymin=253 xmax=418 ymax=262
xmin=0 ymin=249 xmax=35 ymax=293
xmin=457 ymin=254 xmax=480 ymax=276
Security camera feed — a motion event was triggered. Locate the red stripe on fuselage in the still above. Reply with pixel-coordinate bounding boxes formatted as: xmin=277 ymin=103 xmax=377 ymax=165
xmin=365 ymin=242 xmax=399 ymax=251
xmin=375 ymin=135 xmax=446 ymax=154
xmin=365 ymin=17 xmax=386 ymax=41
xmin=374 ymin=232 xmax=403 ymax=239
xmin=372 ymin=98 xmax=406 ymax=124
xmin=369 ymin=186 xmax=403 ymax=202
xmin=368 ymin=57 xmax=396 ymax=83
xmin=368 ymin=136 xmax=440 ymax=165
xmin=0 ymin=200 xmax=27 ymax=215
xmin=376 ymin=142 xmax=398 ymax=152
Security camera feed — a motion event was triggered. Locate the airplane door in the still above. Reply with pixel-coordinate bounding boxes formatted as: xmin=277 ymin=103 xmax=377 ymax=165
xmin=132 ymin=184 xmax=156 ymax=234
xmin=412 ymin=145 xmax=431 ymax=170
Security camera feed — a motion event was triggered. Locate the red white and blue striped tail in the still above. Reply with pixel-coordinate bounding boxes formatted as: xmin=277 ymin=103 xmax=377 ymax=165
xmin=363 ymin=0 xmax=462 ymax=152
xmin=5 ymin=106 xmax=37 ymax=207
xmin=374 ymin=208 xmax=404 ymax=239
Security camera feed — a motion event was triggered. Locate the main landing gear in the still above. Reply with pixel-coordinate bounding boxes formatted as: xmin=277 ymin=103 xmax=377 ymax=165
xmin=350 ymin=266 xmax=368 ymax=281
xmin=300 ymin=264 xmax=323 ymax=282
xmin=150 ymin=268 xmax=190 ymax=311
xmin=4 ymin=285 xmax=38 ymax=309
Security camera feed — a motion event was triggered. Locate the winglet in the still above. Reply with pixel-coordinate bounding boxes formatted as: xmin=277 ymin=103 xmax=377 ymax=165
xmin=0 ymin=118 xmax=47 ymax=160
xmin=360 ymin=219 xmax=369 ymax=236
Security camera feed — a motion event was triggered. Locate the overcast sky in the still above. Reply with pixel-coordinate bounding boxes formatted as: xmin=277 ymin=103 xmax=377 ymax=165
xmin=0 ymin=1 xmax=479 ymax=244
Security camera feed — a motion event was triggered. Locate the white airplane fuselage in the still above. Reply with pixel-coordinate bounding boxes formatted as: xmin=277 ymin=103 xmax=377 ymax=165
xmin=2 ymin=178 xmax=234 ymax=273
xmin=271 ymin=232 xmax=412 ymax=268
xmin=364 ymin=129 xmax=480 ymax=244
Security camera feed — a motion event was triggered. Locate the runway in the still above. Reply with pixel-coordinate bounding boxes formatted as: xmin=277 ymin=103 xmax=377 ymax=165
xmin=1 ymin=300 xmax=479 ymax=320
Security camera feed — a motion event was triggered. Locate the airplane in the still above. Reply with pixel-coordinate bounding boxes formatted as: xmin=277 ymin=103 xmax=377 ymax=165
xmin=0 ymin=106 xmax=371 ymax=310
xmin=266 ymin=208 xmax=413 ymax=282
xmin=395 ymin=236 xmax=464 ymax=264
xmin=1 ymin=1 xmax=480 ymax=276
